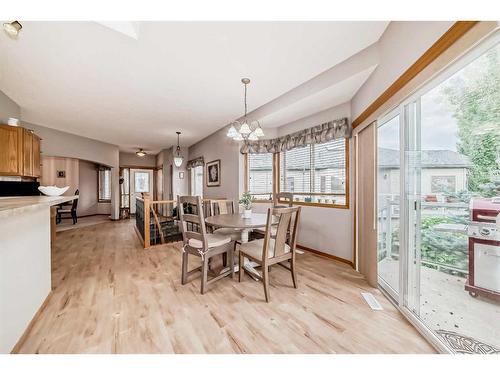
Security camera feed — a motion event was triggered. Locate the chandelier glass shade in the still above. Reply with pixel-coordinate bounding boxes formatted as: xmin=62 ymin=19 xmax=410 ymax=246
xmin=174 ymin=131 xmax=183 ymax=167
xmin=227 ymin=78 xmax=264 ymax=141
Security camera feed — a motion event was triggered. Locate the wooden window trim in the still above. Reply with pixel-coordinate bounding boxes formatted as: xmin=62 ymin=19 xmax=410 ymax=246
xmin=98 ymin=167 xmax=112 ymax=203
xmin=244 ymin=139 xmax=350 ymax=209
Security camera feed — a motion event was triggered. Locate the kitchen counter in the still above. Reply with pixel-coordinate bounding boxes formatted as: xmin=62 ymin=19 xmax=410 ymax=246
xmin=0 ymin=194 xmax=77 ymax=353
xmin=0 ymin=195 xmax=78 ymax=218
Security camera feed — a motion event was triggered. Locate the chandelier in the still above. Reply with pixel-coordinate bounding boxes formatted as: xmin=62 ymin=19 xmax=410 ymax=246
xmin=173 ymin=131 xmax=183 ymax=167
xmin=226 ymin=78 xmax=264 ymax=141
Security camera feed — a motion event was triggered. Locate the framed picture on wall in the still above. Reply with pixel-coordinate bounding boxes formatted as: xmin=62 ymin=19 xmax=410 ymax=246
xmin=206 ymin=159 xmax=221 ymax=187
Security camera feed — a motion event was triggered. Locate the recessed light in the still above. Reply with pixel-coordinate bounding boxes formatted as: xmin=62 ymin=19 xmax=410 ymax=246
xmin=136 ymin=149 xmax=147 ymax=157
xmin=3 ymin=21 xmax=22 ymax=37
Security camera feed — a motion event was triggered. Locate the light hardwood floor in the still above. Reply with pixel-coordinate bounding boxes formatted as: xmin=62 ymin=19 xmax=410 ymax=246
xmin=16 ymin=220 xmax=435 ymax=354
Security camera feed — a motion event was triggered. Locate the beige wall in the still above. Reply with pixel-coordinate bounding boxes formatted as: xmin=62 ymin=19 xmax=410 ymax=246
xmin=119 ymin=152 xmax=157 ymax=168
xmin=188 ymin=101 xmax=354 ymax=260
xmin=351 ymin=21 xmax=454 ymax=120
xmin=40 ymin=156 xmax=79 ymax=196
xmin=188 ymin=127 xmax=243 ymax=202
xmin=40 ymin=156 xmax=111 ymax=217
xmin=22 ymin=122 xmax=120 ymax=220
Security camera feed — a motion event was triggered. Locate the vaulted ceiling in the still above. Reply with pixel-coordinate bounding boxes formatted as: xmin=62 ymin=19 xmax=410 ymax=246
xmin=0 ymin=21 xmax=389 ymax=152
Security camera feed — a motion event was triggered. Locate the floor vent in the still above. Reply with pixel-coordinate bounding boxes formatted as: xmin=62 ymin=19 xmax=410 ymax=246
xmin=361 ymin=292 xmax=383 ymax=310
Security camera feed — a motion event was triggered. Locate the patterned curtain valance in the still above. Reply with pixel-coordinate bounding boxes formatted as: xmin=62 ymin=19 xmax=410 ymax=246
xmin=186 ymin=157 xmax=204 ymax=169
xmin=240 ymin=117 xmax=351 ymax=154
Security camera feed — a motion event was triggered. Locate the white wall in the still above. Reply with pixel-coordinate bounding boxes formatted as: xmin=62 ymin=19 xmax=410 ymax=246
xmin=0 ymin=206 xmax=51 ymax=353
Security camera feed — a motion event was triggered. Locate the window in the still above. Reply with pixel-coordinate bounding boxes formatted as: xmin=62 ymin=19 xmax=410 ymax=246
xmin=98 ymin=167 xmax=112 ymax=202
xmin=431 ymin=175 xmax=457 ymax=193
xmin=320 ymin=175 xmax=326 ymax=192
xmin=247 ymin=153 xmax=273 ymax=200
xmin=134 ymin=172 xmax=150 ymax=193
xmin=190 ymin=165 xmax=204 ymax=197
xmin=279 ymin=139 xmax=348 ymax=206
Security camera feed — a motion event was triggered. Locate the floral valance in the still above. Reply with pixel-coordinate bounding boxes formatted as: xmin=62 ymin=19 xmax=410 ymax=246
xmin=186 ymin=157 xmax=204 ymax=169
xmin=240 ymin=117 xmax=351 ymax=154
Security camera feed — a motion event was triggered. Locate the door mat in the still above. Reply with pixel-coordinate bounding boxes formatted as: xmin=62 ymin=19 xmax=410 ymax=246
xmin=436 ymin=330 xmax=500 ymax=354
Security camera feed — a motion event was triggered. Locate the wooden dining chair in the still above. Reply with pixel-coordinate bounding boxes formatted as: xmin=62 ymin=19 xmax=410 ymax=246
xmin=178 ymin=195 xmax=234 ymax=294
xmin=210 ymin=199 xmax=242 ymax=266
xmin=238 ymin=206 xmax=301 ymax=302
xmin=56 ymin=189 xmax=79 ymax=224
xmin=254 ymin=192 xmax=295 ymax=239
xmin=273 ymin=192 xmax=294 ymax=208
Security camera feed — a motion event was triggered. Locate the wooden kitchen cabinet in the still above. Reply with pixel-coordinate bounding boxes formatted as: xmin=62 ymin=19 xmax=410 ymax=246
xmin=32 ymin=134 xmax=41 ymax=177
xmin=0 ymin=124 xmax=42 ymax=177
xmin=0 ymin=125 xmax=24 ymax=176
xmin=23 ymin=129 xmax=34 ymax=176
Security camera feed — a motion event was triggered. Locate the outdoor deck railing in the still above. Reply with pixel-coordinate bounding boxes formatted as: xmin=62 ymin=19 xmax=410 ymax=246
xmin=135 ymin=195 xmax=213 ymax=249
xmin=378 ymin=196 xmax=470 ymax=276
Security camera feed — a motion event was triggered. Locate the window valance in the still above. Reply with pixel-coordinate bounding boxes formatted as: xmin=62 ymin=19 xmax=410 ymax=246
xmin=240 ymin=117 xmax=350 ymax=154
xmin=186 ymin=157 xmax=204 ymax=169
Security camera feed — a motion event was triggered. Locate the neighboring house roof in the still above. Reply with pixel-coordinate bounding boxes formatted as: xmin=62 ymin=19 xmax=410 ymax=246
xmin=378 ymin=148 xmax=472 ymax=169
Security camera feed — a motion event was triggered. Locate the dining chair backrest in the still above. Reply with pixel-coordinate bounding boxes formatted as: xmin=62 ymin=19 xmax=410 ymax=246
xmin=72 ymin=189 xmax=79 ymax=210
xmin=273 ymin=192 xmax=294 ymax=208
xmin=177 ymin=195 xmax=208 ymax=250
xmin=211 ymin=199 xmax=235 ymax=216
xmin=263 ymin=206 xmax=301 ymax=260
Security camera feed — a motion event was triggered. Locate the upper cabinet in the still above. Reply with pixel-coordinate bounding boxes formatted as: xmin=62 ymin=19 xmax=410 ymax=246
xmin=0 ymin=124 xmax=42 ymax=178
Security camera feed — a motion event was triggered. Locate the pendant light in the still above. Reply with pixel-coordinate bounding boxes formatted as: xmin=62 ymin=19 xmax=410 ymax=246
xmin=227 ymin=78 xmax=265 ymax=141
xmin=136 ymin=148 xmax=147 ymax=157
xmin=3 ymin=21 xmax=22 ymax=37
xmin=174 ymin=131 xmax=184 ymax=167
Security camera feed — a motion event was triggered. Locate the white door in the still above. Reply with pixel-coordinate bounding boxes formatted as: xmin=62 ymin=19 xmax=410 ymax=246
xmin=130 ymin=169 xmax=153 ymax=214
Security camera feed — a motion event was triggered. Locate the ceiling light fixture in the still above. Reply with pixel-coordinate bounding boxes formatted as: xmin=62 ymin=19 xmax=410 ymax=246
xmin=136 ymin=148 xmax=147 ymax=157
xmin=174 ymin=131 xmax=184 ymax=167
xmin=3 ymin=21 xmax=22 ymax=37
xmin=226 ymin=78 xmax=264 ymax=142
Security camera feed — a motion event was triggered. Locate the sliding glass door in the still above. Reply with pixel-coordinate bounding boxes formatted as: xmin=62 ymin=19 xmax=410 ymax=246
xmin=377 ymin=32 xmax=500 ymax=353
xmin=377 ymin=111 xmax=401 ymax=300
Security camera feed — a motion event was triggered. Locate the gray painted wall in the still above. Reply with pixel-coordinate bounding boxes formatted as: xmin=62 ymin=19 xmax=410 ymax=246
xmin=119 ymin=152 xmax=157 ymax=168
xmin=0 ymin=90 xmax=20 ymax=124
xmin=188 ymin=127 xmax=243 ymax=202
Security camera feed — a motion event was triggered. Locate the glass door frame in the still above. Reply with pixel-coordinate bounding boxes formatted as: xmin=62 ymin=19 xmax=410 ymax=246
xmin=377 ymin=107 xmax=403 ymax=303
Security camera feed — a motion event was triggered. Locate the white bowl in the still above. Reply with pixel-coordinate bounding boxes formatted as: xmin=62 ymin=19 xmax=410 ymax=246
xmin=38 ymin=186 xmax=69 ymax=196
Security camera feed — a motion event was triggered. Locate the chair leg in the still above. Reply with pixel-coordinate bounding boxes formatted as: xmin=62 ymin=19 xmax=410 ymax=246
xmin=262 ymin=264 xmax=270 ymax=302
xmin=238 ymin=251 xmax=244 ymax=282
xmin=201 ymin=256 xmax=209 ymax=294
xmin=72 ymin=211 xmax=77 ymax=225
xmin=228 ymin=245 xmax=234 ymax=279
xmin=291 ymin=257 xmax=298 ymax=289
xmin=181 ymin=251 xmax=189 ymax=285
xmin=222 ymin=252 xmax=227 ymax=267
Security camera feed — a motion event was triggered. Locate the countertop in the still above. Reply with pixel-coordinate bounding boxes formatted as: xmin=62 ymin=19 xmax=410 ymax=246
xmin=0 ymin=195 xmax=78 ymax=218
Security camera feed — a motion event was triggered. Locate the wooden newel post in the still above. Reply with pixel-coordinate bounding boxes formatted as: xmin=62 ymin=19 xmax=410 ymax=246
xmin=144 ymin=194 xmax=151 ymax=248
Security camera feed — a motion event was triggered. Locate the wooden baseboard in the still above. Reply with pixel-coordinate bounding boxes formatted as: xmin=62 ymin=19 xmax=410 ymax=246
xmin=10 ymin=291 xmax=53 ymax=354
xmin=297 ymin=244 xmax=354 ymax=268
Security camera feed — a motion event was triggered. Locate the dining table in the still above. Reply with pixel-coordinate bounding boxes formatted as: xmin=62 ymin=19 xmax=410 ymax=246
xmin=205 ymin=212 xmax=270 ymax=243
xmin=205 ymin=211 xmax=272 ymax=279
